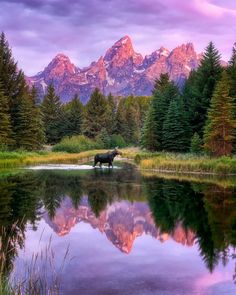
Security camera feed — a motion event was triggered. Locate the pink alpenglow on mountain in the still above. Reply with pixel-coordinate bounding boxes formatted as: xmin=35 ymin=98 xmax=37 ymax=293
xmin=28 ymin=36 xmax=202 ymax=103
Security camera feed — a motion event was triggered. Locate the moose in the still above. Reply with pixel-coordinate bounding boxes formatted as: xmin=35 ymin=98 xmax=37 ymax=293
xmin=93 ymin=148 xmax=121 ymax=168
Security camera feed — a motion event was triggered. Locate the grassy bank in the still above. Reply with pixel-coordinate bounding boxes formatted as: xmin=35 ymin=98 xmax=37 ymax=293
xmin=0 ymin=150 xmax=107 ymax=169
xmin=122 ymin=148 xmax=236 ymax=176
xmin=1 ymin=148 xmax=236 ymax=176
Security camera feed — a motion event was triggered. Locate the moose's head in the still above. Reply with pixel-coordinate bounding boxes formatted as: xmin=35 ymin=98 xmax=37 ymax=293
xmin=113 ymin=147 xmax=122 ymax=157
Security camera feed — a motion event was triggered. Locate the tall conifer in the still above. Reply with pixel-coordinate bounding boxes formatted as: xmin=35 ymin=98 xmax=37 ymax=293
xmin=204 ymin=71 xmax=236 ymax=156
xmin=0 ymin=85 xmax=13 ymax=148
xmin=83 ymin=88 xmax=108 ymax=138
xmin=185 ymin=42 xmax=222 ymax=136
xmin=41 ymin=84 xmax=63 ymax=144
xmin=162 ymin=97 xmax=190 ymax=152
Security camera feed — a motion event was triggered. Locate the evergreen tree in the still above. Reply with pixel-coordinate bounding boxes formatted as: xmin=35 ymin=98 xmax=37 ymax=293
xmin=41 ymin=84 xmax=63 ymax=144
xmin=162 ymin=97 xmax=190 ymax=152
xmin=227 ymin=44 xmax=236 ymax=98
xmin=0 ymin=85 xmax=13 ymax=148
xmin=15 ymin=93 xmax=44 ymax=150
xmin=96 ymin=127 xmax=111 ymax=148
xmin=190 ymin=133 xmax=203 ymax=154
xmin=83 ymin=88 xmax=108 ymax=138
xmin=116 ymin=98 xmax=128 ymax=139
xmin=186 ymin=42 xmax=222 ymax=137
xmin=125 ymin=97 xmax=140 ymax=144
xmin=141 ymin=74 xmax=179 ymax=151
xmin=106 ymin=93 xmax=116 ymax=135
xmin=0 ymin=32 xmax=19 ymax=101
xmin=182 ymin=70 xmax=199 ymax=124
xmin=64 ymin=94 xmax=84 ymax=137
xmin=203 ymin=71 xmax=236 ymax=156
xmin=141 ymin=99 xmax=159 ymax=151
xmin=0 ymin=33 xmax=31 ymax=146
xmin=29 ymin=87 xmax=45 ymax=149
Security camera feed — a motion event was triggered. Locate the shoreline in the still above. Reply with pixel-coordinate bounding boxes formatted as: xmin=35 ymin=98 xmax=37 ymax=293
xmin=0 ymin=148 xmax=236 ymax=177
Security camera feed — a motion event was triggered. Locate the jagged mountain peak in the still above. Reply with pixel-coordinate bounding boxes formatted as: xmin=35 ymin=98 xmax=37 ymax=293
xmin=170 ymin=42 xmax=196 ymax=56
xmin=104 ymin=35 xmax=135 ymax=63
xmin=114 ymin=35 xmax=133 ymax=47
xmin=53 ymin=53 xmax=71 ymax=61
xmin=157 ymin=46 xmax=170 ymax=56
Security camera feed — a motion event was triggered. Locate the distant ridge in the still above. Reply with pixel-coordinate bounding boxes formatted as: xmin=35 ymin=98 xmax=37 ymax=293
xmin=27 ymin=36 xmax=202 ymax=103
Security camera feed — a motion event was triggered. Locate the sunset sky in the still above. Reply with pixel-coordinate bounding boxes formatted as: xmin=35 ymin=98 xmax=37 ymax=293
xmin=1 ymin=0 xmax=236 ymax=75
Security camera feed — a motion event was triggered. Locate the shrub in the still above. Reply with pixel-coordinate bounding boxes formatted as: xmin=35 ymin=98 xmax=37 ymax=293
xmin=109 ymin=134 xmax=127 ymax=148
xmin=52 ymin=135 xmax=101 ymax=153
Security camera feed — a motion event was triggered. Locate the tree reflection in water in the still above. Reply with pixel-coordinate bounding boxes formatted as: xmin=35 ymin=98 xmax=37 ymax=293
xmin=0 ymin=164 xmax=235 ymax=282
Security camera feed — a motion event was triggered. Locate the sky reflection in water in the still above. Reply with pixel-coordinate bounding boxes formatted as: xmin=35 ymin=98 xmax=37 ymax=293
xmin=0 ymin=163 xmax=235 ymax=295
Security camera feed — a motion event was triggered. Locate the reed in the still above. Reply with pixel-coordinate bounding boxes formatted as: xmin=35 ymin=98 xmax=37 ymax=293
xmin=139 ymin=154 xmax=236 ymax=175
xmin=121 ymin=149 xmax=236 ymax=175
xmin=0 ymin=225 xmax=71 ymax=295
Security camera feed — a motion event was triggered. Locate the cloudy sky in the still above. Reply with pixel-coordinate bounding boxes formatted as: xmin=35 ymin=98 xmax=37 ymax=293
xmin=1 ymin=0 xmax=236 ymax=75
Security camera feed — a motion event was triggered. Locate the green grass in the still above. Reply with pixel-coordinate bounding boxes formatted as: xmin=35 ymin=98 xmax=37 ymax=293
xmin=122 ymin=149 xmax=236 ymax=175
xmin=0 ymin=150 xmax=107 ymax=169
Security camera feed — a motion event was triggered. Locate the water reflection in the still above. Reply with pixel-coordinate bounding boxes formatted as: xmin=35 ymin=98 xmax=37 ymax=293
xmin=0 ymin=164 xmax=235 ymax=291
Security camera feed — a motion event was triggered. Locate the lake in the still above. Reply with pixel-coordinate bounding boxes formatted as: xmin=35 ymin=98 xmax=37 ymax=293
xmin=0 ymin=163 xmax=235 ymax=295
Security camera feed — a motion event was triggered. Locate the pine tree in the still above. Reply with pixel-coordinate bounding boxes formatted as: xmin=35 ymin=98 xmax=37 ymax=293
xmin=187 ymin=42 xmax=222 ymax=137
xmin=41 ymin=84 xmax=63 ymax=144
xmin=125 ymin=97 xmax=140 ymax=144
xmin=106 ymin=93 xmax=116 ymax=135
xmin=0 ymin=32 xmax=31 ymax=146
xmin=116 ymin=98 xmax=129 ymax=140
xmin=96 ymin=128 xmax=111 ymax=148
xmin=0 ymin=32 xmax=18 ymax=100
xmin=14 ymin=95 xmax=33 ymax=150
xmin=190 ymin=133 xmax=202 ymax=154
xmin=203 ymin=71 xmax=236 ymax=156
xmin=64 ymin=94 xmax=84 ymax=137
xmin=227 ymin=44 xmax=236 ymax=98
xmin=0 ymin=85 xmax=13 ymax=148
xmin=141 ymin=74 xmax=179 ymax=151
xmin=227 ymin=44 xmax=236 ymax=150
xmin=162 ymin=97 xmax=190 ymax=152
xmin=29 ymin=87 xmax=45 ymax=149
xmin=141 ymin=99 xmax=160 ymax=151
xmin=83 ymin=88 xmax=108 ymax=138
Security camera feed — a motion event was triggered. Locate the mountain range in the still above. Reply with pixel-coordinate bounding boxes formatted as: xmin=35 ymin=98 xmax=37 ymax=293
xmin=27 ymin=36 xmax=203 ymax=104
xmin=43 ymin=197 xmax=195 ymax=254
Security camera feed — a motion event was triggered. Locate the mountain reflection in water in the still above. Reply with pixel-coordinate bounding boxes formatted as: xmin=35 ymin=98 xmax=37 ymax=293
xmin=0 ymin=163 xmax=235 ymax=294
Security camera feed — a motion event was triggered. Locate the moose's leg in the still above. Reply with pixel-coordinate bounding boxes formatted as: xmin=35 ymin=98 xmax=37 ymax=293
xmin=108 ymin=162 xmax=112 ymax=168
xmin=93 ymin=160 xmax=98 ymax=167
xmin=99 ymin=162 xmax=102 ymax=168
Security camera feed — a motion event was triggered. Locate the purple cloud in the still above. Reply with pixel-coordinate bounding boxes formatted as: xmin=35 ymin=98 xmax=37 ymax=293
xmin=1 ymin=0 xmax=236 ymax=75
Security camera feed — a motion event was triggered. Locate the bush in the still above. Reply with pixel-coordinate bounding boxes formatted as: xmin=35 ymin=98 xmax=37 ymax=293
xmin=109 ymin=134 xmax=127 ymax=148
xmin=52 ymin=135 xmax=101 ymax=153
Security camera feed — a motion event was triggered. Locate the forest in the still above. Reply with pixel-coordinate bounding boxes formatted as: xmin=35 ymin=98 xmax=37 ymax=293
xmin=0 ymin=32 xmax=236 ymax=157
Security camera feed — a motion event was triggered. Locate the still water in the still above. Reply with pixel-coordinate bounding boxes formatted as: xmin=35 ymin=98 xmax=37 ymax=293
xmin=0 ymin=163 xmax=235 ymax=295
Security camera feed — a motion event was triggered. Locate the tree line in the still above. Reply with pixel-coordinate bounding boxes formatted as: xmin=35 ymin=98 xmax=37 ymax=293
xmin=141 ymin=42 xmax=236 ymax=156
xmin=0 ymin=32 xmax=150 ymax=150
xmin=0 ymin=32 xmax=236 ymax=156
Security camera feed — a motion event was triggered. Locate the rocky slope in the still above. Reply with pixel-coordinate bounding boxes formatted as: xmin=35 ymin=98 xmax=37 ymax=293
xmin=28 ymin=36 xmax=202 ymax=103
xmin=43 ymin=197 xmax=195 ymax=254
